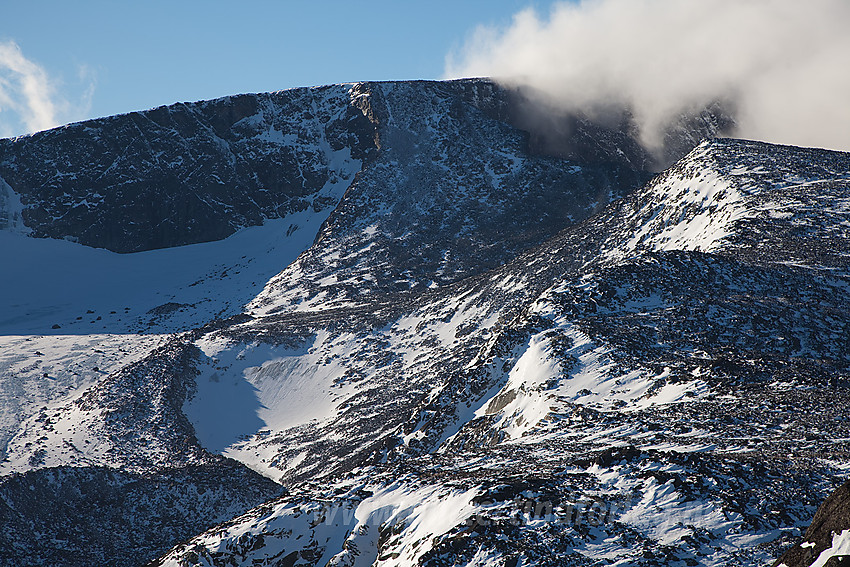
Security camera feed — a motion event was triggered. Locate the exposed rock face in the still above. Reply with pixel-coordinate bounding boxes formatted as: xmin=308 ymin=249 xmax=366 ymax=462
xmin=247 ymin=80 xmax=658 ymax=314
xmin=0 ymin=85 xmax=378 ymax=252
xmin=775 ymin=481 xmax=850 ymax=567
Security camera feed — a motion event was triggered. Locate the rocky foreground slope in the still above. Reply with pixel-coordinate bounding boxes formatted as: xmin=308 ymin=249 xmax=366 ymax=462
xmin=0 ymin=80 xmax=847 ymax=566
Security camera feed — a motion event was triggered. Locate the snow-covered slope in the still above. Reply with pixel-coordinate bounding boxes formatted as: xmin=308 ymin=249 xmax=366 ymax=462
xmin=152 ymin=138 xmax=850 ymax=567
xmin=600 ymin=138 xmax=850 ymax=272
xmin=0 ymin=215 xmax=341 ymax=337
xmin=0 ymin=183 xmax=355 ymax=476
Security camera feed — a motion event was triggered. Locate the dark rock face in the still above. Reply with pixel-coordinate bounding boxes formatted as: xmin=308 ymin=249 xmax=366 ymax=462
xmin=775 ymin=481 xmax=850 ymax=567
xmin=0 ymin=85 xmax=378 ymax=252
xmin=0 ymin=79 xmax=727 ymax=257
xmin=247 ymin=79 xmax=667 ymax=313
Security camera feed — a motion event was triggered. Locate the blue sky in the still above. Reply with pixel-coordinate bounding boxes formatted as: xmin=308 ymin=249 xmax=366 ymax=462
xmin=0 ymin=0 xmax=557 ymax=137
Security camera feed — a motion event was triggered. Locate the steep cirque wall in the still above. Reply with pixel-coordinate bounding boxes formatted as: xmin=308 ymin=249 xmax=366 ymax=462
xmin=0 ymin=84 xmax=377 ymax=252
xmin=247 ymin=79 xmax=667 ymax=314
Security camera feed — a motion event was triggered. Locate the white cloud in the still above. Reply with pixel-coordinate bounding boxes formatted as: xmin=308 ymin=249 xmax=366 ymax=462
xmin=446 ymin=0 xmax=850 ymax=153
xmin=0 ymin=40 xmax=95 ymax=138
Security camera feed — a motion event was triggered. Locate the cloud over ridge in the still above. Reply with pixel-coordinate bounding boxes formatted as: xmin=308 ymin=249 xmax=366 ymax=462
xmin=446 ymin=0 xmax=850 ymax=153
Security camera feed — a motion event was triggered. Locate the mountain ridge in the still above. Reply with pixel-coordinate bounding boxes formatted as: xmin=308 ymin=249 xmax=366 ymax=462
xmin=0 ymin=79 xmax=847 ymax=566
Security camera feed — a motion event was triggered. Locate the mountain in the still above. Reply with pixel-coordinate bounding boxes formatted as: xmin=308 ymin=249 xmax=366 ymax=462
xmin=0 ymin=79 xmax=847 ymax=567
xmin=775 ymin=480 xmax=850 ymax=567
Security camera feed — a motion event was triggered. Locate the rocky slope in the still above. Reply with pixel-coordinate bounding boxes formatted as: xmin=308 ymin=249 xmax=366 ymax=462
xmin=153 ymin=139 xmax=850 ymax=567
xmin=0 ymin=79 xmax=846 ymax=566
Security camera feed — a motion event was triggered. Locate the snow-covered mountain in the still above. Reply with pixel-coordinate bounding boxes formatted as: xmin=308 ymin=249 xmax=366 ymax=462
xmin=0 ymin=79 xmax=847 ymax=567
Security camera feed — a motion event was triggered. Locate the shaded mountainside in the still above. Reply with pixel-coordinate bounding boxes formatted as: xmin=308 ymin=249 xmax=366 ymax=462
xmin=0 ymin=84 xmax=377 ymax=252
xmin=0 ymin=79 xmax=847 ymax=567
xmin=0 ymin=464 xmax=282 ymax=567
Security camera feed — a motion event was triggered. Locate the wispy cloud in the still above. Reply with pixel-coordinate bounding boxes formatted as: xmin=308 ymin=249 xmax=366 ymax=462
xmin=446 ymin=0 xmax=850 ymax=153
xmin=0 ymin=40 xmax=95 ymax=138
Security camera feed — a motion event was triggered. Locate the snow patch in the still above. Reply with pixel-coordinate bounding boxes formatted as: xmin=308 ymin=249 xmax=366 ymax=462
xmin=0 ymin=209 xmax=328 ymax=335
xmin=185 ymin=331 xmax=364 ymax=479
xmin=0 ymin=176 xmax=30 ymax=235
xmin=810 ymin=530 xmax=850 ymax=567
